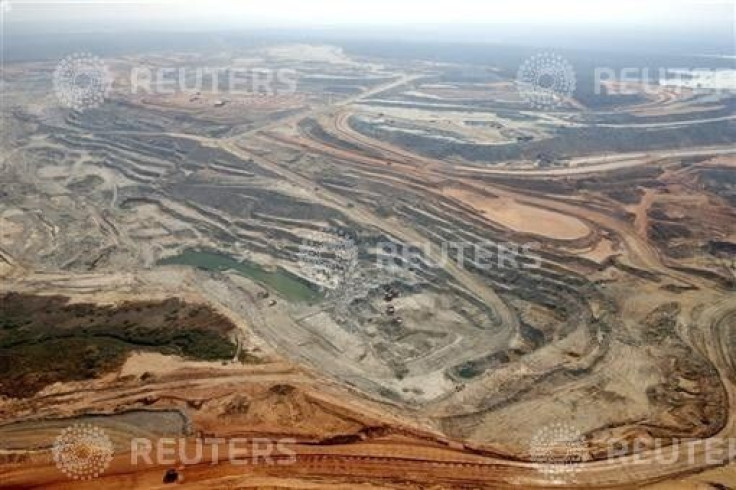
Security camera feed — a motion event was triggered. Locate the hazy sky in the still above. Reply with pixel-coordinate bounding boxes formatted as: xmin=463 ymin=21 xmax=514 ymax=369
xmin=4 ymin=0 xmax=734 ymax=29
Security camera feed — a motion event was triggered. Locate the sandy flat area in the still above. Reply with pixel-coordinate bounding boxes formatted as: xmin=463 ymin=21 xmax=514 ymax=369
xmin=445 ymin=188 xmax=590 ymax=240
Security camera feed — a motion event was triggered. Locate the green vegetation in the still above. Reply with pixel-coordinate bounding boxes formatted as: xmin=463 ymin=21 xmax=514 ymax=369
xmin=0 ymin=293 xmax=239 ymax=398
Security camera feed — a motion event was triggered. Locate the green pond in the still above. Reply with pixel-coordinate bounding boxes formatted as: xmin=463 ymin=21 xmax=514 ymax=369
xmin=159 ymin=249 xmax=321 ymax=304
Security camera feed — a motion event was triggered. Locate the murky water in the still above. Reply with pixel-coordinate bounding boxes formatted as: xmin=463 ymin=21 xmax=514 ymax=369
xmin=159 ymin=249 xmax=321 ymax=304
